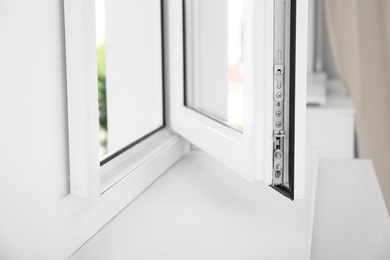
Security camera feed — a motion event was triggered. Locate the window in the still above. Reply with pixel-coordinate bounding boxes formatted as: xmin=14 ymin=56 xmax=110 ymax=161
xmin=169 ymin=0 xmax=307 ymax=199
xmin=58 ymin=1 xmax=189 ymax=257
xmin=184 ymin=0 xmax=245 ymax=130
xmin=58 ymin=0 xmax=181 ymax=222
xmin=97 ymin=0 xmax=164 ymax=162
xmin=58 ymin=0 xmax=307 ymax=257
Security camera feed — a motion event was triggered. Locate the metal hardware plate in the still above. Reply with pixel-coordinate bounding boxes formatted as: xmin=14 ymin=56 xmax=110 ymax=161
xmin=272 ymin=0 xmax=290 ymax=190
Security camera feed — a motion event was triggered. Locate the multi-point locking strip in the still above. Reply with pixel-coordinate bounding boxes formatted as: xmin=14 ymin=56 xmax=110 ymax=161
xmin=272 ymin=0 xmax=290 ymax=190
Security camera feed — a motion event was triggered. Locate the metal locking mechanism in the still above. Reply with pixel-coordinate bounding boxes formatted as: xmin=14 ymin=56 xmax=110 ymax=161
xmin=272 ymin=0 xmax=290 ymax=190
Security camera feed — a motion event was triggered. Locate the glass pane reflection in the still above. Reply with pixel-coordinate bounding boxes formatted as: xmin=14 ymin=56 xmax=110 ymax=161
xmin=184 ymin=0 xmax=244 ymax=130
xmin=96 ymin=0 xmax=164 ymax=159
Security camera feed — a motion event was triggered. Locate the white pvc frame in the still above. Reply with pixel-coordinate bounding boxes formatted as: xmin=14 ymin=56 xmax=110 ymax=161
xmin=57 ymin=1 xmax=191 ymax=257
xmin=167 ymin=0 xmax=307 ymax=199
xmin=55 ymin=0 xmax=308 ymax=256
xmin=57 ymin=0 xmax=101 ymax=223
xmin=294 ymin=0 xmax=309 ymax=199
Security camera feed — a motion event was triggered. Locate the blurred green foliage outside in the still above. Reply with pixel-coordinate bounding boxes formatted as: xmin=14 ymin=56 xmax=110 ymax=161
xmin=97 ymin=43 xmax=107 ymax=154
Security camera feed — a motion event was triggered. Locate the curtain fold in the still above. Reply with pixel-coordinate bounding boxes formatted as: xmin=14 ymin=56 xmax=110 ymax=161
xmin=324 ymin=0 xmax=390 ymax=213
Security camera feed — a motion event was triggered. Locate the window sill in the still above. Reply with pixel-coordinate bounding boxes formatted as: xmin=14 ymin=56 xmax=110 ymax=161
xmin=58 ymin=132 xmax=190 ymax=259
xmin=100 ymin=129 xmax=183 ymax=193
xmin=69 ymin=149 xmax=319 ymax=259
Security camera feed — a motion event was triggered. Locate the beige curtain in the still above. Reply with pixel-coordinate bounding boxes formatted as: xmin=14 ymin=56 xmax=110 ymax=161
xmin=324 ymin=0 xmax=390 ymax=213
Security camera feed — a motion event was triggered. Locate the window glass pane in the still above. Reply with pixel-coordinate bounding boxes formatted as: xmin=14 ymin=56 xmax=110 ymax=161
xmin=184 ymin=0 xmax=244 ymax=130
xmin=96 ymin=0 xmax=107 ymax=156
xmin=96 ymin=0 xmax=164 ymax=159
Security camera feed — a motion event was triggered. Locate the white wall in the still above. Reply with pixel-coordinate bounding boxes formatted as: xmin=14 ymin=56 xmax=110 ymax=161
xmin=322 ymin=21 xmax=339 ymax=79
xmin=0 ymin=0 xmax=69 ymax=258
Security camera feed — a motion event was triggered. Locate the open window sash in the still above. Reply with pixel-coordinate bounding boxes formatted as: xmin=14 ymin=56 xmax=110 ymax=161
xmin=166 ymin=0 xmax=307 ymax=200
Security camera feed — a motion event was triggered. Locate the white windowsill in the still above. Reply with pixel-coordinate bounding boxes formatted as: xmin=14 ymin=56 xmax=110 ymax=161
xmin=69 ymin=149 xmax=319 ymax=260
xmin=68 ymin=150 xmax=390 ymax=260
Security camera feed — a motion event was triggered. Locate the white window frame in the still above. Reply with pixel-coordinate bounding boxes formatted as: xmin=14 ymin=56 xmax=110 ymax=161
xmin=57 ymin=0 xmax=101 ymax=224
xmin=57 ymin=0 xmax=308 ymax=257
xmin=166 ymin=0 xmax=307 ymax=198
xmin=57 ymin=1 xmax=190 ymax=258
xmin=167 ymin=0 xmax=269 ymax=184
